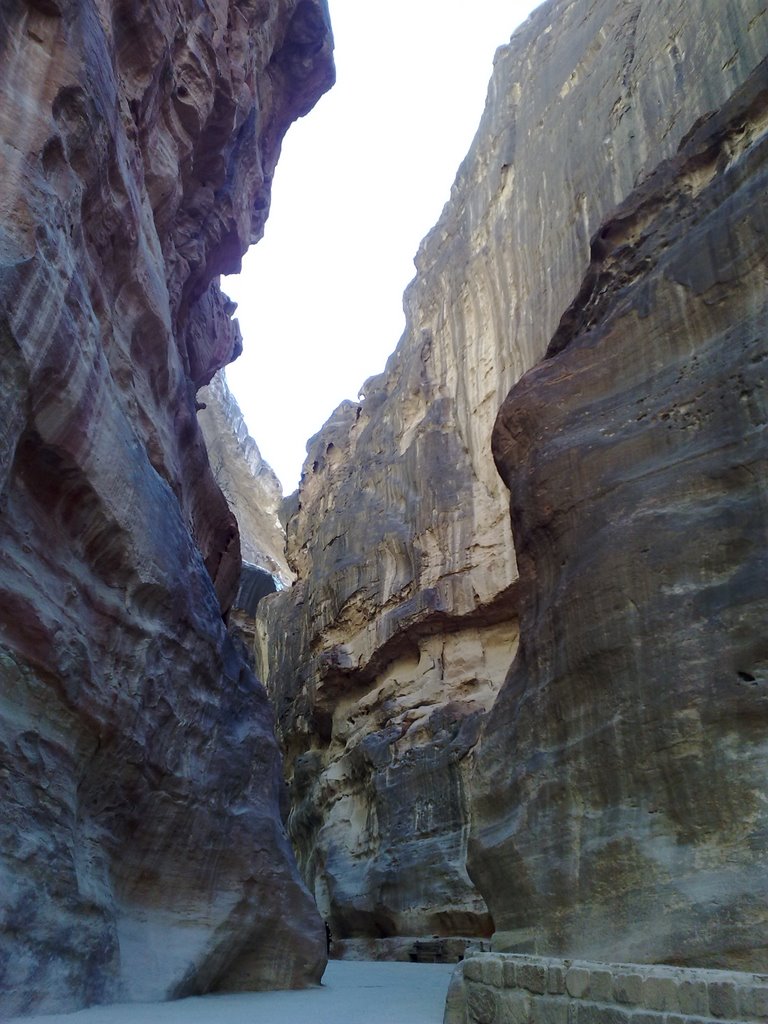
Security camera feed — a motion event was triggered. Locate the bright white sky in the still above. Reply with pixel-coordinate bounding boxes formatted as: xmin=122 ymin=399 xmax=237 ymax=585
xmin=224 ymin=0 xmax=542 ymax=493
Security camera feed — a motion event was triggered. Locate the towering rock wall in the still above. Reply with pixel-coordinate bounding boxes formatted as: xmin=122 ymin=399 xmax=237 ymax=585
xmin=473 ymin=57 xmax=768 ymax=971
xmin=0 ymin=0 xmax=332 ymax=1016
xmin=258 ymin=0 xmax=768 ymax=965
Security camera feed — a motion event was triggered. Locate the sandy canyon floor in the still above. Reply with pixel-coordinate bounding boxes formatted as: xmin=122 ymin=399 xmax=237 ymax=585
xmin=11 ymin=961 xmax=456 ymax=1024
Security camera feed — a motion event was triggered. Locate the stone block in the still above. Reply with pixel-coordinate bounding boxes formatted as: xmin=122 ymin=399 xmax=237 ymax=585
xmin=483 ymin=957 xmax=504 ymax=988
xmin=590 ymin=970 xmax=614 ymax=1002
xmin=614 ymin=971 xmax=644 ymax=1005
xmin=573 ymin=1001 xmax=634 ymax=1024
xmin=467 ymin=983 xmax=501 ymax=1024
xmin=739 ymin=983 xmax=768 ymax=1020
xmin=566 ymin=967 xmax=592 ymax=999
xmin=677 ymin=979 xmax=710 ymax=1016
xmin=519 ymin=963 xmax=549 ymax=994
xmin=708 ymin=981 xmax=739 ymax=1019
xmin=504 ymin=959 xmax=519 ymax=988
xmin=548 ymin=965 xmax=567 ymax=995
xmin=497 ymin=989 xmax=533 ymax=1024
xmin=465 ymin=957 xmax=484 ymax=983
xmin=642 ymin=975 xmax=681 ymax=1013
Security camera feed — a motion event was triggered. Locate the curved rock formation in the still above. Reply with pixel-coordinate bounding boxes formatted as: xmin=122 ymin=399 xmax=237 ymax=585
xmin=257 ymin=0 xmax=768 ymax=967
xmin=0 ymin=0 xmax=332 ymax=1016
xmin=472 ymin=57 xmax=768 ymax=971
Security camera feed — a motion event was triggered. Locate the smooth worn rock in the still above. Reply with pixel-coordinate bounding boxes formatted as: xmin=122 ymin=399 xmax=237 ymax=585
xmin=258 ymin=0 xmax=767 ymax=958
xmin=0 ymin=0 xmax=333 ymax=1016
xmin=471 ymin=56 xmax=768 ymax=970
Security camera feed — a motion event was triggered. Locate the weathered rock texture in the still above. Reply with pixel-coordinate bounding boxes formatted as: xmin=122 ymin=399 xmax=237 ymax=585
xmin=472 ymin=57 xmax=768 ymax=971
xmin=0 ymin=0 xmax=332 ymax=1016
xmin=258 ymin=0 xmax=768 ymax=966
xmin=197 ymin=371 xmax=291 ymax=677
xmin=259 ymin=401 xmax=508 ymax=944
xmin=444 ymin=952 xmax=768 ymax=1024
xmin=198 ymin=370 xmax=291 ymax=585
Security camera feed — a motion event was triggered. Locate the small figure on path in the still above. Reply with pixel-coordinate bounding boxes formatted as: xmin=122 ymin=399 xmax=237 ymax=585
xmin=325 ymin=920 xmax=332 ymax=955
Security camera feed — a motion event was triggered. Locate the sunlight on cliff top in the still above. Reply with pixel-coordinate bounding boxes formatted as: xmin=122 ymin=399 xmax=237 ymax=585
xmin=224 ymin=0 xmax=542 ymax=494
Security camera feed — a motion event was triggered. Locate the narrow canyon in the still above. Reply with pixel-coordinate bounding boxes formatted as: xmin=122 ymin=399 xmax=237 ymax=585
xmin=0 ymin=0 xmax=766 ymax=1021
xmin=255 ymin=0 xmax=768 ymax=974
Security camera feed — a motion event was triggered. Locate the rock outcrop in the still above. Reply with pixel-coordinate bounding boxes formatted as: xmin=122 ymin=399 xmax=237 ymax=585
xmin=257 ymin=0 xmax=768 ymax=967
xmin=197 ymin=371 xmax=291 ymax=680
xmin=472 ymin=57 xmax=768 ymax=971
xmin=198 ymin=371 xmax=291 ymax=585
xmin=0 ymin=0 xmax=332 ymax=1016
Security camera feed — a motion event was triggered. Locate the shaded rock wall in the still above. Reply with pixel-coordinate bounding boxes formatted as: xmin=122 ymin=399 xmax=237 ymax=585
xmin=0 ymin=0 xmax=332 ymax=1015
xmin=258 ymin=0 xmax=768 ymax=963
xmin=472 ymin=58 xmax=768 ymax=971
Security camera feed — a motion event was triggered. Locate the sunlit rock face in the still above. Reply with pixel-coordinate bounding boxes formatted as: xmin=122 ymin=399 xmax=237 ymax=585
xmin=198 ymin=372 xmax=292 ymax=675
xmin=473 ymin=59 xmax=768 ymax=972
xmin=198 ymin=371 xmax=292 ymax=585
xmin=0 ymin=0 xmax=332 ymax=1016
xmin=258 ymin=0 xmax=767 ymax=962
xmin=258 ymin=397 xmax=509 ymax=949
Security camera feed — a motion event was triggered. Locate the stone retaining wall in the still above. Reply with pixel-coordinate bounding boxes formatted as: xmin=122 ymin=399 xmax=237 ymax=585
xmin=444 ymin=954 xmax=768 ymax=1024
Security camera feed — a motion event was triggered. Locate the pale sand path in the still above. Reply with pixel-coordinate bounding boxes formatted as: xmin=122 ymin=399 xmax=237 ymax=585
xmin=11 ymin=961 xmax=456 ymax=1024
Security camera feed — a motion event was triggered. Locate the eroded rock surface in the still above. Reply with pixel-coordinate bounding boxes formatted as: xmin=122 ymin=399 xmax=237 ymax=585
xmin=198 ymin=371 xmax=291 ymax=585
xmin=472 ymin=58 xmax=768 ymax=971
xmin=0 ymin=0 xmax=332 ymax=1015
xmin=258 ymin=0 xmax=768 ymax=962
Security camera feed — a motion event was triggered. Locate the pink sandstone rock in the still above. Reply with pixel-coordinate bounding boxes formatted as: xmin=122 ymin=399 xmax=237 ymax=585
xmin=0 ymin=0 xmax=333 ymax=1015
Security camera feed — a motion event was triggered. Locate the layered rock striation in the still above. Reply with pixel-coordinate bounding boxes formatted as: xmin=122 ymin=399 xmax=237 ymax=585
xmin=0 ymin=0 xmax=332 ymax=1016
xmin=472 ymin=57 xmax=768 ymax=971
xmin=258 ymin=0 xmax=768 ymax=966
xmin=198 ymin=370 xmax=292 ymax=586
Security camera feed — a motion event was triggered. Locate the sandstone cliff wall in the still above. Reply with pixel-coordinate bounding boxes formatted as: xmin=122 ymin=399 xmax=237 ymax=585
xmin=474 ymin=56 xmax=768 ymax=971
xmin=258 ymin=0 xmax=768 ymax=964
xmin=0 ymin=0 xmax=332 ymax=1015
xmin=198 ymin=370 xmax=291 ymax=584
